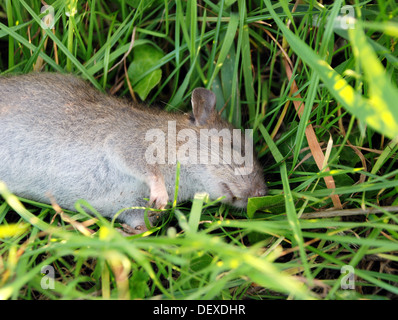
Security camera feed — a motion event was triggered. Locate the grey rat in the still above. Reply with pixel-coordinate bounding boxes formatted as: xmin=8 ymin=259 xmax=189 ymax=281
xmin=0 ymin=73 xmax=267 ymax=233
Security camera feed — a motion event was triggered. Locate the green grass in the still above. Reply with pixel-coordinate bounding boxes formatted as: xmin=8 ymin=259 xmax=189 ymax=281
xmin=1 ymin=0 xmax=398 ymax=300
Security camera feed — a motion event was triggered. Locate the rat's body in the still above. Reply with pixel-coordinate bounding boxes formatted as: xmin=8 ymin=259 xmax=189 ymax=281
xmin=0 ymin=73 xmax=267 ymax=232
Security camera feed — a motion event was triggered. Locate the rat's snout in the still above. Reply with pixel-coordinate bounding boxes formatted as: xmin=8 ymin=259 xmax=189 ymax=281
xmin=220 ymin=180 xmax=268 ymax=208
xmin=252 ymin=184 xmax=268 ymax=198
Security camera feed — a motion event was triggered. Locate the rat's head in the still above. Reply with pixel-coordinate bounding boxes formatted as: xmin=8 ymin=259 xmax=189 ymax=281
xmin=188 ymin=88 xmax=268 ymax=208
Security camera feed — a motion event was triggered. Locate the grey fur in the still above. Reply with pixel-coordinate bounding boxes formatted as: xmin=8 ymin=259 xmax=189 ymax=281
xmin=0 ymin=73 xmax=267 ymax=233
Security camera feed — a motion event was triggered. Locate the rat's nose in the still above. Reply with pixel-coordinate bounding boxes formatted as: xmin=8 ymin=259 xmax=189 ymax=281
xmin=253 ymin=185 xmax=268 ymax=197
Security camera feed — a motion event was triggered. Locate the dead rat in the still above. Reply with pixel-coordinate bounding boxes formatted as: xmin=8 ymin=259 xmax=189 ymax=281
xmin=0 ymin=73 xmax=267 ymax=233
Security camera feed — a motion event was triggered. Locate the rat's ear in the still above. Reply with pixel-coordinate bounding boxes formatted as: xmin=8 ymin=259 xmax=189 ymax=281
xmin=191 ymin=88 xmax=216 ymax=126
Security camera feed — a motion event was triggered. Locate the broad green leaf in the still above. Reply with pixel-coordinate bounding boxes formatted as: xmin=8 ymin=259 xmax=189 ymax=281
xmin=133 ymin=69 xmax=162 ymax=101
xmin=247 ymin=194 xmax=285 ymax=218
xmin=128 ymin=44 xmax=164 ymax=100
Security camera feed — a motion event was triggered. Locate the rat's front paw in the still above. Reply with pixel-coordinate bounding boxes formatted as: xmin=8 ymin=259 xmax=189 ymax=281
xmin=149 ymin=183 xmax=169 ymax=209
xmin=118 ymin=223 xmax=148 ymax=236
